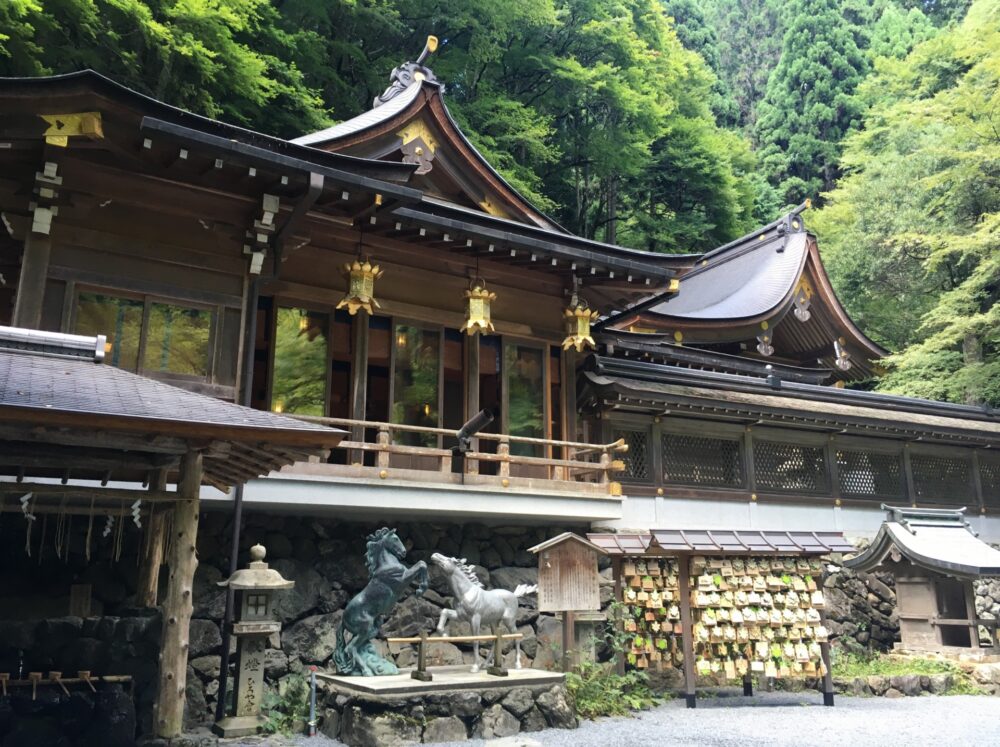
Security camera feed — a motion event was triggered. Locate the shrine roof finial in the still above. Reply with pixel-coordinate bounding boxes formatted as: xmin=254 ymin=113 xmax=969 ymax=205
xmin=374 ymin=35 xmax=441 ymax=108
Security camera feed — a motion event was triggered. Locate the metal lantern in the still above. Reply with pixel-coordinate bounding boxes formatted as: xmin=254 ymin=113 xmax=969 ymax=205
xmin=562 ymin=295 xmax=600 ymax=352
xmin=337 ymin=258 xmax=383 ymax=316
xmin=462 ymin=279 xmax=496 ymax=335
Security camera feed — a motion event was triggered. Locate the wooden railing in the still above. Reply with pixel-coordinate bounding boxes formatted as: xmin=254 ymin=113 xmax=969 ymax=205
xmin=286 ymin=415 xmax=628 ymax=496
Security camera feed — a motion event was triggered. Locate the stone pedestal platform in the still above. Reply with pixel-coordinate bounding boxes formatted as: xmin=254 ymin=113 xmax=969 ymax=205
xmin=319 ymin=667 xmax=577 ymax=745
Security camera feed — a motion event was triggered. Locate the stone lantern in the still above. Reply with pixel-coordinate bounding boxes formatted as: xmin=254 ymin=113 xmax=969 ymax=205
xmin=213 ymin=544 xmax=294 ymax=737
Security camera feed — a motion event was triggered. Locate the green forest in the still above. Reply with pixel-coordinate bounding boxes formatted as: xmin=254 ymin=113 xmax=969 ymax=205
xmin=2 ymin=0 xmax=997 ymax=405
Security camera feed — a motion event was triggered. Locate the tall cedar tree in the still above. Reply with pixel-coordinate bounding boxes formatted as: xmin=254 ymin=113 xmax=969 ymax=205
xmin=754 ymin=0 xmax=869 ymax=205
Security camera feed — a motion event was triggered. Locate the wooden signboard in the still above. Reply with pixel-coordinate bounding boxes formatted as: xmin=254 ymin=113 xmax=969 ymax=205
xmin=530 ymin=533 xmax=604 ymax=612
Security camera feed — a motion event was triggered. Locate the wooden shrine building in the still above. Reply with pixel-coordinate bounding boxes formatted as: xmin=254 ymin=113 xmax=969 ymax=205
xmin=2 ymin=39 xmax=1000 ymax=735
xmin=844 ymin=506 xmax=1000 ymax=655
xmin=0 ymin=325 xmax=345 ymax=736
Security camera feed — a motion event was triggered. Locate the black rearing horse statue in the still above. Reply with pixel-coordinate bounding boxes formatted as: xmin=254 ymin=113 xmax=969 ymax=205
xmin=333 ymin=527 xmax=428 ymax=676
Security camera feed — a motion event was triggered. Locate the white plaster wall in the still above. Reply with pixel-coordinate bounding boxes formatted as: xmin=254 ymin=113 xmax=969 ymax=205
xmin=605 ymin=491 xmax=1000 ymax=543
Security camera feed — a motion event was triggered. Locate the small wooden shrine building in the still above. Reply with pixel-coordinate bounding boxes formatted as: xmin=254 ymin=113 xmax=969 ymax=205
xmin=844 ymin=506 xmax=1000 ymax=654
xmin=0 ymin=325 xmax=345 ymax=737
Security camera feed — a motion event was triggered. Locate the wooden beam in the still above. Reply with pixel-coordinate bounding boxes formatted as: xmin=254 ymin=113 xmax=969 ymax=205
xmin=0 ymin=482 xmax=182 ymax=503
xmin=0 ymin=425 xmax=189 ymax=455
xmin=349 ymin=311 xmax=370 ymax=463
xmin=155 ymin=450 xmax=202 ymax=739
xmin=0 ymin=442 xmax=178 ymax=473
xmin=136 ymin=471 xmax=168 ymax=608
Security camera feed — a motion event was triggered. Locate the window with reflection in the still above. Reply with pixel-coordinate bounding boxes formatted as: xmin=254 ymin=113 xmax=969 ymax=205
xmin=75 ymin=291 xmax=211 ymax=379
xmin=143 ymin=303 xmax=211 ymax=376
xmin=506 ymin=343 xmax=545 ymax=457
xmin=75 ymin=292 xmax=143 ymax=371
xmin=271 ymin=307 xmax=328 ymax=416
xmin=392 ymin=323 xmax=440 ymax=446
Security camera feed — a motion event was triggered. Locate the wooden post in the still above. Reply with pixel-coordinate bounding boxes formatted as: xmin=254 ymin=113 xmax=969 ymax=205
xmin=561 ymin=611 xmax=576 ymax=672
xmin=349 ymin=311 xmax=370 ymax=464
xmin=465 ymin=334 xmax=480 ymax=475
xmin=612 ymin=557 xmax=626 ymax=676
xmin=137 ymin=470 xmax=169 ymax=608
xmin=12 ymin=232 xmax=53 ymax=329
xmin=155 ymin=450 xmax=202 ymax=738
xmin=411 ymin=632 xmax=432 ymax=682
xmin=677 ymin=553 xmax=697 ymax=709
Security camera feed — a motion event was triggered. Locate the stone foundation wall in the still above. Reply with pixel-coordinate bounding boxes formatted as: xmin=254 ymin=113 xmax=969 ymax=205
xmin=183 ymin=514 xmax=597 ymax=727
xmin=321 ymin=684 xmax=577 ymax=745
xmin=824 ymin=567 xmax=900 ymax=653
xmin=975 ymin=578 xmax=1000 ymax=622
xmin=0 ymin=511 xmax=592 ymax=738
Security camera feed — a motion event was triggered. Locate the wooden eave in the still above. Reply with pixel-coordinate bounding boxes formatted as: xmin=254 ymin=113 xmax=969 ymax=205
xmin=581 ymin=356 xmax=1000 ymax=447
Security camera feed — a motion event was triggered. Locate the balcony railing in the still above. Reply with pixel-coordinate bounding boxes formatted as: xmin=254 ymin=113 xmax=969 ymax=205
xmin=280 ymin=416 xmax=628 ymax=497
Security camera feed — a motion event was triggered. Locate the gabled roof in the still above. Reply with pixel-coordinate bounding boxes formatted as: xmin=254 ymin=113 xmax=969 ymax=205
xmin=291 ymin=44 xmax=563 ymax=232
xmin=528 ymin=531 xmax=607 ymax=555
xmin=599 ymin=205 xmax=887 ymax=380
xmin=843 ymin=506 xmax=1000 ymax=578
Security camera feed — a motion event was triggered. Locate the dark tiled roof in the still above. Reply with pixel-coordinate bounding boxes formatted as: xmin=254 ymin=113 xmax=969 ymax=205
xmin=0 ymin=347 xmax=340 ymax=443
xmin=588 ymin=529 xmax=853 ymax=556
xmin=0 ymin=328 xmax=346 ymax=488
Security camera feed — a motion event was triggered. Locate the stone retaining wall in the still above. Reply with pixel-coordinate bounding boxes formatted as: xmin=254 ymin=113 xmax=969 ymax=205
xmin=824 ymin=567 xmax=900 ymax=653
xmin=320 ymin=683 xmax=577 ymax=745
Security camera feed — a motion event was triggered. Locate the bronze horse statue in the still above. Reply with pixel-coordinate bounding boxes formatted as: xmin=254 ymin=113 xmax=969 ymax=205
xmin=333 ymin=527 xmax=428 ymax=676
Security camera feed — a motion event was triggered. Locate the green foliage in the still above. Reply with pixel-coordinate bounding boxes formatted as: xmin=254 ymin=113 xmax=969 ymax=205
xmin=262 ymin=673 xmax=311 ymax=735
xmin=271 ymin=309 xmax=328 ymax=416
xmin=566 ymin=660 xmax=660 ymax=719
xmin=833 ymin=650 xmax=983 ymax=693
xmin=817 ymin=0 xmax=1000 ymax=406
xmin=754 ymin=0 xmax=870 ymax=205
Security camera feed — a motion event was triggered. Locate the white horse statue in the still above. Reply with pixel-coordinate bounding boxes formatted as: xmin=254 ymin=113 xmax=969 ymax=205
xmin=430 ymin=553 xmax=537 ymax=672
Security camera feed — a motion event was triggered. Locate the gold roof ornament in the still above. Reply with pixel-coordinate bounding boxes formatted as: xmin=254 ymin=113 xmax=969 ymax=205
xmin=337 ymin=258 xmax=383 ymax=315
xmin=834 ymin=338 xmax=852 ymax=371
xmin=462 ymin=278 xmax=496 ymax=335
xmin=756 ymin=321 xmax=774 ymax=357
xmin=562 ymin=292 xmax=600 ymax=352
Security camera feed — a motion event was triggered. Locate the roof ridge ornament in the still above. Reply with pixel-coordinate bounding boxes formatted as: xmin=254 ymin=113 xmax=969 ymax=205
xmin=374 ymin=35 xmax=441 ymax=108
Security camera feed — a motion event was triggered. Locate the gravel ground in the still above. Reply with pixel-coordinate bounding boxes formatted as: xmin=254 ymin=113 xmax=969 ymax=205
xmin=231 ymin=692 xmax=1000 ymax=747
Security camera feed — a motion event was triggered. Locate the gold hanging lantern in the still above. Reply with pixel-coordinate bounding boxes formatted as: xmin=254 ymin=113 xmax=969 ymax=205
xmin=337 ymin=258 xmax=383 ymax=315
xmin=562 ymin=293 xmax=599 ymax=352
xmin=462 ymin=279 xmax=496 ymax=335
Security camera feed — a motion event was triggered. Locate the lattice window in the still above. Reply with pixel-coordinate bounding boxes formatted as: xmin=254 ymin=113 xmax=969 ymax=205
xmin=614 ymin=429 xmax=650 ymax=481
xmin=981 ymin=454 xmax=1000 ymax=507
xmin=754 ymin=440 xmax=829 ymax=494
xmin=662 ymin=432 xmax=744 ymax=488
xmin=837 ymin=449 xmax=904 ymax=500
xmin=911 ymin=453 xmax=973 ymax=505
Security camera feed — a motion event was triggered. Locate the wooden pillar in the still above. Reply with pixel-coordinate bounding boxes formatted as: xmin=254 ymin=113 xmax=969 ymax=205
xmin=12 ymin=232 xmax=52 ymax=329
xmin=612 ymin=557 xmax=626 ymax=676
xmin=677 ymin=553 xmax=697 ymax=708
xmin=465 ymin=334 xmax=480 ymax=474
xmin=561 ymin=611 xmax=576 ymax=672
xmin=349 ymin=311 xmax=370 ymax=463
xmin=136 ymin=469 xmax=169 ymax=608
xmin=819 ymin=587 xmax=835 ymax=706
xmin=155 ymin=451 xmax=202 ymax=738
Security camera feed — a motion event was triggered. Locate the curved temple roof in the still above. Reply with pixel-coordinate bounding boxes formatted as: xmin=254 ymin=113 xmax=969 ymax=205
xmin=843 ymin=507 xmax=1000 ymax=578
xmin=599 ymin=204 xmax=887 ymax=380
